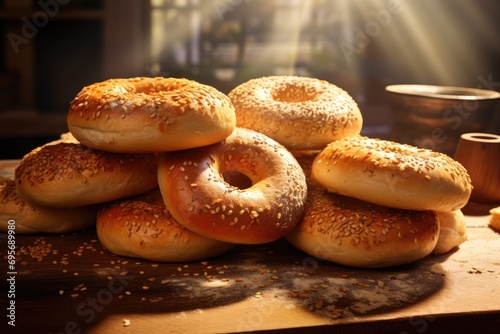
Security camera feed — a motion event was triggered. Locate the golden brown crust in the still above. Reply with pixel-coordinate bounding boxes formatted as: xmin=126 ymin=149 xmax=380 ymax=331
xmin=15 ymin=142 xmax=158 ymax=208
xmin=228 ymin=75 xmax=363 ymax=150
xmin=0 ymin=179 xmax=97 ymax=234
xmin=158 ymin=127 xmax=308 ymax=244
xmin=286 ymin=188 xmax=440 ymax=268
xmin=96 ymin=189 xmax=234 ymax=262
xmin=67 ymin=77 xmax=236 ymax=153
xmin=311 ymin=136 xmax=472 ymax=211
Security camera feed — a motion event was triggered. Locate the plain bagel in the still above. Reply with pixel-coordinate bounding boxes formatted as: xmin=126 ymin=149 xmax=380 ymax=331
xmin=311 ymin=136 xmax=472 ymax=212
xmin=158 ymin=127 xmax=308 ymax=244
xmin=15 ymin=142 xmax=159 ymax=208
xmin=67 ymin=77 xmax=236 ymax=153
xmin=286 ymin=188 xmax=440 ymax=268
xmin=228 ymin=75 xmax=363 ymax=150
xmin=96 ymin=189 xmax=234 ymax=262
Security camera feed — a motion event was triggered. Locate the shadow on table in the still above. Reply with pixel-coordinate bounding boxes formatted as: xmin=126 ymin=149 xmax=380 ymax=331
xmin=3 ymin=230 xmax=446 ymax=333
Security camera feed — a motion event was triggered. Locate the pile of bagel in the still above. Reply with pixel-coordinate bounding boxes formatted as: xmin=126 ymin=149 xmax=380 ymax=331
xmin=1 ymin=76 xmax=471 ymax=267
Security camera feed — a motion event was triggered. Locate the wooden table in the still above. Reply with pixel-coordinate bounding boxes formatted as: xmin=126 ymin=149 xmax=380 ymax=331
xmin=0 ymin=208 xmax=499 ymax=333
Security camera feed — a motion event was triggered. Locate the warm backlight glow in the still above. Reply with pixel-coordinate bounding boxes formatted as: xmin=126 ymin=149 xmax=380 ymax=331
xmin=149 ymin=0 xmax=498 ymax=87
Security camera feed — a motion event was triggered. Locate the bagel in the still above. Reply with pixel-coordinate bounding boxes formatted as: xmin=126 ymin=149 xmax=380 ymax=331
xmin=489 ymin=206 xmax=500 ymax=231
xmin=44 ymin=131 xmax=79 ymax=146
xmin=67 ymin=77 xmax=236 ymax=153
xmin=311 ymin=136 xmax=472 ymax=212
xmin=158 ymin=127 xmax=308 ymax=244
xmin=0 ymin=178 xmax=97 ymax=234
xmin=15 ymin=142 xmax=158 ymax=208
xmin=96 ymin=189 xmax=234 ymax=262
xmin=228 ymin=75 xmax=363 ymax=150
xmin=432 ymin=210 xmax=467 ymax=255
xmin=286 ymin=188 xmax=440 ymax=268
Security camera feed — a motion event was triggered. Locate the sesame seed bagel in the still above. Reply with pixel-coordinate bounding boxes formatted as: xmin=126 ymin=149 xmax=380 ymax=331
xmin=15 ymin=142 xmax=159 ymax=208
xmin=97 ymin=189 xmax=234 ymax=262
xmin=67 ymin=77 xmax=236 ymax=153
xmin=158 ymin=127 xmax=308 ymax=244
xmin=0 ymin=178 xmax=97 ymax=234
xmin=311 ymin=136 xmax=472 ymax=212
xmin=43 ymin=131 xmax=80 ymax=146
xmin=286 ymin=188 xmax=440 ymax=268
xmin=228 ymin=75 xmax=363 ymax=150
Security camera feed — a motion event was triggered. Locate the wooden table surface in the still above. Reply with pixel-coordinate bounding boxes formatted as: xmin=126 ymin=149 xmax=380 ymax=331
xmin=0 ymin=208 xmax=499 ymax=334
xmin=1 ymin=159 xmax=500 ymax=333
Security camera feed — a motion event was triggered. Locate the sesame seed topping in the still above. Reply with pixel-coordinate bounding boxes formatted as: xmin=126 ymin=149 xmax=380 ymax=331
xmin=158 ymin=127 xmax=307 ymax=244
xmin=293 ymin=188 xmax=439 ymax=262
xmin=312 ymin=135 xmax=472 ymax=211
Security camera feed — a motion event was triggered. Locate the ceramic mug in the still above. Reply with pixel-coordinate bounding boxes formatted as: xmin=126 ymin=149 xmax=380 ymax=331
xmin=453 ymin=133 xmax=500 ymax=204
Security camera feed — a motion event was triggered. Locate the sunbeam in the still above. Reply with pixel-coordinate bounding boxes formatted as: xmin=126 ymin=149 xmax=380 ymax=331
xmin=149 ymin=0 xmax=499 ymax=92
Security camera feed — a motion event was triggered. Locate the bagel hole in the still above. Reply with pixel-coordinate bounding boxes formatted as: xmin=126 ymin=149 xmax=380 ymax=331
xmin=222 ymin=171 xmax=253 ymax=189
xmin=271 ymin=82 xmax=316 ymax=103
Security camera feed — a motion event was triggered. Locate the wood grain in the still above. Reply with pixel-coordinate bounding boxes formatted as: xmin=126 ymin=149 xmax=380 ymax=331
xmin=1 ymin=210 xmax=499 ymax=333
